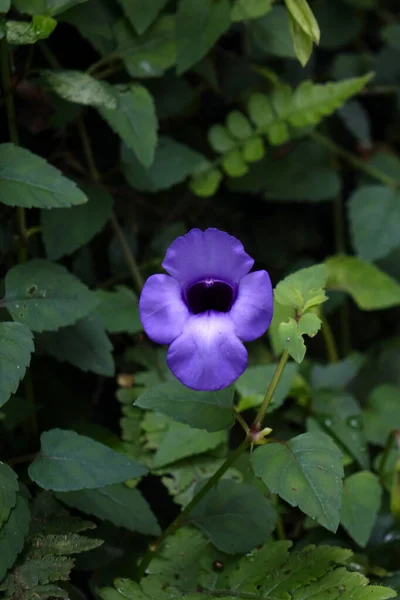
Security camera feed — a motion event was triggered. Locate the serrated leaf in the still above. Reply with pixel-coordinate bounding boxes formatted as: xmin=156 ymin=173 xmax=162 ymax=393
xmin=0 ymin=144 xmax=87 ymax=208
xmin=12 ymin=0 xmax=87 ymax=16
xmin=285 ymin=0 xmax=320 ymax=42
xmin=121 ymin=137 xmax=207 ymax=193
xmin=236 ymin=361 xmax=298 ymax=412
xmin=0 ymin=494 xmax=30 ymax=581
xmin=96 ymin=286 xmax=141 ymax=334
xmin=349 ymin=184 xmax=400 ymax=262
xmin=115 ymin=15 xmax=176 ymax=78
xmin=279 ymin=318 xmax=306 ymax=363
xmin=188 ymin=480 xmax=276 ymax=553
xmin=98 ymin=85 xmax=157 ymax=168
xmin=58 ymin=484 xmax=160 ymax=536
xmin=0 ymin=322 xmax=34 ymax=408
xmin=40 ymin=70 xmax=117 ymax=109
xmin=135 ymin=380 xmax=234 ymax=432
xmin=252 ymin=432 xmax=344 ymax=531
xmin=176 ymin=0 xmax=231 ymax=74
xmin=0 ymin=463 xmax=18 ymax=529
xmin=28 ymin=429 xmax=147 ymax=491
xmin=2 ymin=260 xmax=99 ymax=332
xmin=117 ymin=0 xmax=168 ymax=34
xmin=6 ymin=15 xmax=56 ymax=44
xmin=231 ymin=0 xmax=273 ymax=22
xmin=14 ymin=555 xmax=74 ymax=587
xmin=341 ymin=471 xmax=382 ymax=547
xmin=36 ymin=314 xmax=115 ymax=376
xmin=363 ymin=385 xmax=400 ymax=446
xmin=190 ymin=168 xmax=223 ymax=197
xmin=28 ymin=533 xmax=103 ymax=557
xmin=326 ymin=255 xmax=400 ymax=310
xmin=275 ymin=264 xmax=327 ymax=311
xmin=41 ymin=185 xmax=113 ymax=260
xmin=288 ymin=12 xmax=313 ymax=67
xmin=29 ymin=492 xmax=96 ymax=536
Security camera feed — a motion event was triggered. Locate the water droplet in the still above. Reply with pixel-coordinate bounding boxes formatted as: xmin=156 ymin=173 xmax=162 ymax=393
xmin=15 ymin=304 xmax=19 ymax=308
xmin=286 ymin=337 xmax=291 ymax=341
xmin=16 ymin=365 xmax=20 ymax=369
xmin=346 ymin=416 xmax=362 ymax=430
xmin=324 ymin=418 xmax=332 ymax=427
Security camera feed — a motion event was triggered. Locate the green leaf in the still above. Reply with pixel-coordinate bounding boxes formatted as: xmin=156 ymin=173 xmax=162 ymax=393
xmin=0 ymin=322 xmax=34 ymax=408
xmin=36 ymin=314 xmax=115 ymax=377
xmin=285 ymin=0 xmax=320 ymax=42
xmin=250 ymin=6 xmax=296 ymax=59
xmin=188 ymin=480 xmax=276 ymax=553
xmin=57 ymin=484 xmax=160 ymax=536
xmin=96 ymin=286 xmax=141 ymax=334
xmin=288 ymin=13 xmax=313 ymax=67
xmin=41 ymin=185 xmax=113 ymax=260
xmin=2 ymin=260 xmax=99 ymax=332
xmin=117 ymin=0 xmax=168 ymax=34
xmin=27 ymin=533 xmax=102 ymax=557
xmin=190 ymin=167 xmax=222 ymax=197
xmin=0 ymin=143 xmax=87 ymax=208
xmin=242 ymin=136 xmax=265 ymax=162
xmin=326 ymin=255 xmax=400 ymax=310
xmin=252 ymin=432 xmax=344 ymax=531
xmin=236 ymin=361 xmax=298 ymax=412
xmin=341 ymin=471 xmax=382 ymax=547
xmin=222 ymin=150 xmax=248 ymax=177
xmin=28 ymin=429 xmax=147 ymax=491
xmin=349 ymin=185 xmax=400 ymax=262
xmin=382 ymin=23 xmax=400 ymax=52
xmin=0 ymin=463 xmax=18 ymax=529
xmin=208 ymin=124 xmax=235 ymax=153
xmin=0 ymin=495 xmax=30 ymax=581
xmin=40 ymin=70 xmax=117 ymax=109
xmin=135 ymin=381 xmax=234 ymax=432
xmin=60 ymin=0 xmax=118 ymax=55
xmin=98 ymin=85 xmax=157 ymax=168
xmin=115 ymin=15 xmax=176 ymax=78
xmin=6 ymin=15 xmax=56 ymax=44
xmin=226 ymin=111 xmax=254 ymax=140
xmin=176 ymin=0 xmax=231 ymax=74
xmin=275 ymin=264 xmax=327 ymax=311
xmin=0 ymin=1 xmax=10 ymax=11
xmin=121 ymin=137 xmax=207 ymax=193
xmin=363 ymin=385 xmax=400 ymax=446
xmin=278 ymin=314 xmax=321 ymax=364
xmin=231 ymin=0 xmax=273 ymax=22
xmin=311 ymin=353 xmax=365 ymax=390
xmin=12 ymin=0 xmax=87 ymax=16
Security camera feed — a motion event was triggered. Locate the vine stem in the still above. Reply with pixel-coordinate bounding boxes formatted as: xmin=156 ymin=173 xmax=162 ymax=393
xmin=320 ymin=315 xmax=339 ymax=364
xmin=77 ymin=117 xmax=144 ymax=293
xmin=136 ymin=350 xmax=291 ymax=581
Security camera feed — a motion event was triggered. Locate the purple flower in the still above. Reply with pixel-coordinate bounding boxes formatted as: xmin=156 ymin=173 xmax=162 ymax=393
xmin=139 ymin=228 xmax=273 ymax=391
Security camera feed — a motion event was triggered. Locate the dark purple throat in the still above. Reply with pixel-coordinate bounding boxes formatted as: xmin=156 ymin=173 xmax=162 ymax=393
xmin=186 ymin=278 xmax=235 ymax=314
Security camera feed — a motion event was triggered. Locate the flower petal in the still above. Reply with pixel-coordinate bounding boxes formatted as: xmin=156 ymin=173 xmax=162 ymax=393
xmin=167 ymin=311 xmax=248 ymax=391
xmin=230 ymin=270 xmax=274 ymax=342
xmin=139 ymin=274 xmax=189 ymax=344
xmin=162 ymin=228 xmax=254 ymax=286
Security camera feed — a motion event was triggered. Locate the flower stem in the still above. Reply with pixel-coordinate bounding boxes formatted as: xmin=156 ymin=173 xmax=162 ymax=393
xmin=309 ymin=130 xmax=398 ymax=188
xmin=320 ymin=315 xmax=339 ymax=364
xmin=254 ymin=350 xmax=289 ymax=430
xmin=136 ymin=437 xmax=250 ymax=581
xmin=77 ymin=116 xmax=144 ymax=293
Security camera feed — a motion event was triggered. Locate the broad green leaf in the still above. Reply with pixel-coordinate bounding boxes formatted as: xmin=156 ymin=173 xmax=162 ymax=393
xmin=28 ymin=429 xmax=147 ymax=491
xmin=326 ymin=255 xmax=400 ymax=310
xmin=0 ymin=322 xmax=34 ymax=408
xmin=382 ymin=23 xmax=400 ymax=52
xmin=117 ymin=0 xmax=168 ymax=34
xmin=135 ymin=381 xmax=234 ymax=432
xmin=121 ymin=137 xmax=207 ymax=193
xmin=60 ymin=0 xmax=118 ymax=55
xmin=311 ymin=353 xmax=365 ymax=390
xmin=275 ymin=264 xmax=327 ymax=311
xmin=0 ymin=0 xmax=10 ymax=10
xmin=0 ymin=144 xmax=87 ymax=208
xmin=12 ymin=0 xmax=87 ymax=15
xmin=285 ymin=0 xmax=320 ymax=42
xmin=36 ymin=314 xmax=115 ymax=376
xmin=341 ymin=471 xmax=382 ymax=547
xmin=250 ymin=6 xmax=296 ymax=59
xmin=2 ymin=260 xmax=99 ymax=332
xmin=349 ymin=185 xmax=400 ymax=262
xmin=0 ymin=463 xmax=18 ymax=529
xmin=41 ymin=185 xmax=113 ymax=260
xmin=288 ymin=13 xmax=313 ymax=67
xmin=58 ymin=484 xmax=160 ymax=535
xmin=190 ymin=167 xmax=222 ymax=197
xmin=236 ymin=361 xmax=298 ymax=412
xmin=311 ymin=391 xmax=369 ymax=469
xmin=96 ymin=286 xmax=141 ymax=334
xmin=115 ymin=15 xmax=176 ymax=78
xmin=98 ymin=85 xmax=157 ymax=168
xmin=176 ymin=0 xmax=231 ymax=74
xmin=313 ymin=0 xmax=362 ymax=50
xmin=6 ymin=15 xmax=56 ymax=44
xmin=363 ymin=385 xmax=400 ymax=446
xmin=40 ymin=70 xmax=117 ymax=109
xmin=0 ymin=495 xmax=30 ymax=581
xmin=188 ymin=480 xmax=276 ymax=553
xmin=231 ymin=0 xmax=272 ymax=22
xmin=252 ymin=432 xmax=344 ymax=531
xmin=208 ymin=124 xmax=236 ymax=154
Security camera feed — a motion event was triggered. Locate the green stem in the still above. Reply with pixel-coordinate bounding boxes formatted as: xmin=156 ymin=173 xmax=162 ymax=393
xmin=254 ymin=351 xmax=289 ymax=429
xmin=379 ymin=430 xmax=400 ymax=480
xmin=136 ymin=437 xmax=250 ymax=581
xmin=77 ymin=117 xmax=144 ymax=293
xmin=320 ymin=315 xmax=339 ymax=364
xmin=309 ymin=130 xmax=398 ymax=187
xmin=86 ymin=52 xmax=120 ymax=75
xmin=234 ymin=407 xmax=250 ymax=434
